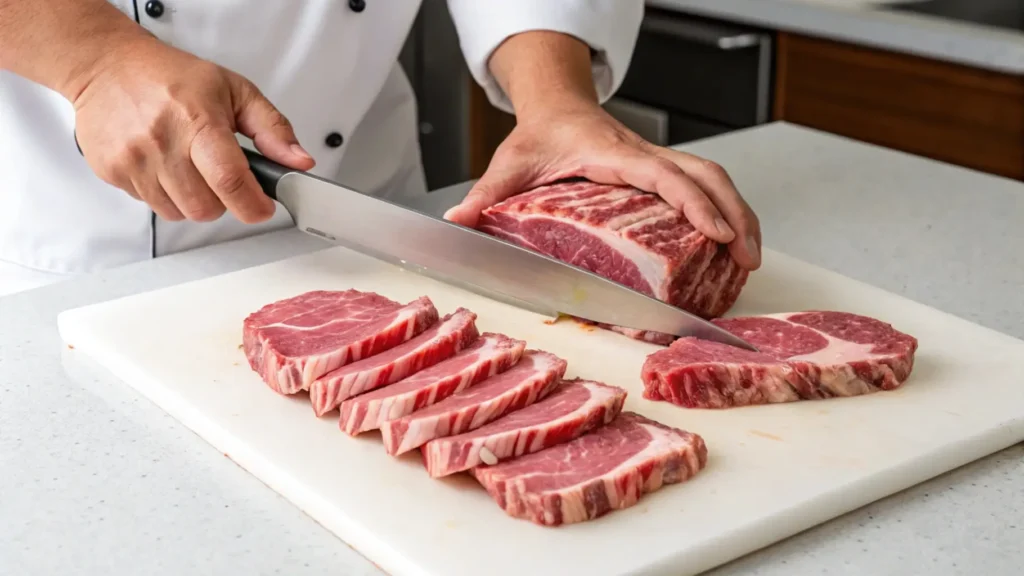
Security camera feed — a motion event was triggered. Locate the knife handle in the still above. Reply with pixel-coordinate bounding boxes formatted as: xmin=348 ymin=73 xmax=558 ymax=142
xmin=243 ymin=148 xmax=294 ymax=201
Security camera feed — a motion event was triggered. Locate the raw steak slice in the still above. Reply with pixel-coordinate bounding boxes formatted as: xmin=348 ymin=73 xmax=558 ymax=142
xmin=477 ymin=181 xmax=748 ymax=340
xmin=308 ymin=308 xmax=479 ymax=416
xmin=422 ymin=379 xmax=627 ymax=478
xmin=338 ymin=333 xmax=526 ymax=435
xmin=380 ymin=350 xmax=567 ymax=456
xmin=243 ymin=290 xmax=438 ymax=394
xmin=471 ymin=411 xmax=707 ymax=526
xmin=641 ymin=311 xmax=919 ymax=409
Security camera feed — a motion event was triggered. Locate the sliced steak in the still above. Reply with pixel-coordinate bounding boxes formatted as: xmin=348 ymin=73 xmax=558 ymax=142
xmin=422 ymin=379 xmax=627 ymax=478
xmin=471 ymin=411 xmax=707 ymax=526
xmin=243 ymin=290 xmax=438 ymax=394
xmin=380 ymin=350 xmax=567 ymax=456
xmin=641 ymin=311 xmax=919 ymax=409
xmin=477 ymin=181 xmax=748 ymax=341
xmin=338 ymin=333 xmax=526 ymax=435
xmin=308 ymin=308 xmax=479 ymax=416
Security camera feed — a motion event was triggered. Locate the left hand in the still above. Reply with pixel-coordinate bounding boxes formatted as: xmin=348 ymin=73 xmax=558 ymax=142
xmin=444 ymin=102 xmax=762 ymax=270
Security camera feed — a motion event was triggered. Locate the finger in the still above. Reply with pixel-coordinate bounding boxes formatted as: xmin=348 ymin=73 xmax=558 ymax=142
xmin=131 ymin=175 xmax=184 ymax=221
xmin=444 ymin=163 xmax=535 ymax=228
xmin=232 ymin=76 xmax=315 ymax=171
xmin=593 ymin=151 xmax=735 ymax=244
xmin=190 ymin=123 xmax=275 ymax=224
xmin=158 ymin=154 xmax=226 ymax=223
xmin=653 ymin=148 xmax=761 ymax=269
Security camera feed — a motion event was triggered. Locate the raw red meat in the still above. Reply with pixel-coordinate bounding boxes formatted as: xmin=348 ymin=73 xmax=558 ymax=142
xmin=243 ymin=290 xmax=438 ymax=394
xmin=472 ymin=411 xmax=707 ymax=526
xmin=477 ymin=181 xmax=748 ymax=342
xmin=641 ymin=311 xmax=919 ymax=409
xmin=422 ymin=379 xmax=627 ymax=478
xmin=380 ymin=350 xmax=567 ymax=456
xmin=308 ymin=308 xmax=479 ymax=416
xmin=338 ymin=333 xmax=526 ymax=435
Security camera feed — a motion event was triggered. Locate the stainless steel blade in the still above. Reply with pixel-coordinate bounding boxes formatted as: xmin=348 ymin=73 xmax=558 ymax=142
xmin=274 ymin=172 xmax=758 ymax=351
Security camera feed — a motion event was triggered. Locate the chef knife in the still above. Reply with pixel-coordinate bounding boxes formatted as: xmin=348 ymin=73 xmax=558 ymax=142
xmin=243 ymin=149 xmax=758 ymax=351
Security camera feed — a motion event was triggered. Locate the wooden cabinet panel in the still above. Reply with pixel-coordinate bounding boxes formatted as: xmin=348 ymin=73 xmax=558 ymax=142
xmin=774 ymin=32 xmax=1024 ymax=180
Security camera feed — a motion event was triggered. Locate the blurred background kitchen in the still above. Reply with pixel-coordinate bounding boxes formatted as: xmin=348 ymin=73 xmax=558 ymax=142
xmin=402 ymin=0 xmax=1024 ymax=191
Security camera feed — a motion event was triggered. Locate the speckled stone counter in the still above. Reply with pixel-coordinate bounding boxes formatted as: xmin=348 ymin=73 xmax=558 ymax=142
xmin=2 ymin=122 xmax=1022 ymax=575
xmin=650 ymin=0 xmax=1024 ymax=74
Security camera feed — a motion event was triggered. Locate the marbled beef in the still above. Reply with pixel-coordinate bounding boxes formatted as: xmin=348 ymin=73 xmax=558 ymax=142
xmin=642 ymin=311 xmax=918 ymax=408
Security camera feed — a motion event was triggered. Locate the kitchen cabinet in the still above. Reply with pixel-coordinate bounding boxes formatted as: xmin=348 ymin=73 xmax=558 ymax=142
xmin=773 ymin=32 xmax=1024 ymax=181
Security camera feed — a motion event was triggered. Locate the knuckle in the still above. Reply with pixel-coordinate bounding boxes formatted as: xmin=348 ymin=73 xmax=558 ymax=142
xmin=650 ymin=156 xmax=682 ymax=178
xmin=699 ymin=159 xmax=729 ymax=180
xmin=211 ymin=166 xmax=249 ymax=199
xmin=112 ymin=143 xmax=147 ymax=172
xmin=181 ymin=198 xmax=225 ymax=222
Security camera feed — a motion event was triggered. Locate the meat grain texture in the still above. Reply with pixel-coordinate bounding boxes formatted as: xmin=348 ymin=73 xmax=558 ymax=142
xmin=478 ymin=181 xmax=748 ymax=343
xmin=309 ymin=308 xmax=479 ymax=416
xmin=642 ymin=311 xmax=919 ymax=408
xmin=338 ymin=333 xmax=526 ymax=435
xmin=243 ymin=289 xmax=712 ymax=528
xmin=243 ymin=290 xmax=438 ymax=394
xmin=380 ymin=350 xmax=567 ymax=455
xmin=422 ymin=379 xmax=627 ymax=477
xmin=471 ymin=412 xmax=708 ymax=526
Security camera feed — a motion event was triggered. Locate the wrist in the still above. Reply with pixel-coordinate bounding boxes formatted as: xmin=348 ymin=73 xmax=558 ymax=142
xmin=54 ymin=16 xmax=156 ymax=103
xmin=489 ymin=30 xmax=599 ymax=121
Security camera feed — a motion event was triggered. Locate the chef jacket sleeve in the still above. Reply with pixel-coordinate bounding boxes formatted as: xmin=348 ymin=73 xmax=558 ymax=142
xmin=446 ymin=0 xmax=644 ymax=114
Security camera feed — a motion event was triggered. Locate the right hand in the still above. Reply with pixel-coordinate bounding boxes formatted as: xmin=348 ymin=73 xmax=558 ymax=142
xmin=71 ymin=36 xmax=315 ymax=224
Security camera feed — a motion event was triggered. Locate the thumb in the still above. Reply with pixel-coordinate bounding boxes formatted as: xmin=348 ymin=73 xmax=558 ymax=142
xmin=444 ymin=165 xmax=530 ymax=228
xmin=232 ymin=76 xmax=315 ymax=171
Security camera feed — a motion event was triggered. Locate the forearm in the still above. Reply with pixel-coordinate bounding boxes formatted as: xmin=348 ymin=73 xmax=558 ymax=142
xmin=0 ymin=0 xmax=151 ymax=101
xmin=488 ymin=31 xmax=599 ymax=120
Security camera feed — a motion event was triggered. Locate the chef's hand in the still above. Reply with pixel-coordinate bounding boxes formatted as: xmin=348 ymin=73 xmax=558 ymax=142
xmin=72 ymin=36 xmax=315 ymax=223
xmin=442 ymin=31 xmax=761 ymax=270
xmin=445 ymin=101 xmax=761 ymax=271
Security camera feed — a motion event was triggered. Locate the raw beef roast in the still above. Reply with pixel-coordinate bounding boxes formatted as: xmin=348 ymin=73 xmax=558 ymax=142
xmin=471 ymin=411 xmax=708 ymax=526
xmin=642 ymin=311 xmax=918 ymax=409
xmin=477 ymin=181 xmax=748 ymax=340
xmin=422 ymin=379 xmax=627 ymax=478
xmin=380 ymin=350 xmax=567 ymax=456
xmin=309 ymin=308 xmax=479 ymax=416
xmin=338 ymin=333 xmax=526 ymax=435
xmin=243 ymin=290 xmax=438 ymax=394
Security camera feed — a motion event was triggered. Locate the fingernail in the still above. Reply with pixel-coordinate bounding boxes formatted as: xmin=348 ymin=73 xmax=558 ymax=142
xmin=291 ymin=143 xmax=312 ymax=160
xmin=745 ymin=235 xmax=761 ymax=264
xmin=715 ymin=217 xmax=735 ymax=239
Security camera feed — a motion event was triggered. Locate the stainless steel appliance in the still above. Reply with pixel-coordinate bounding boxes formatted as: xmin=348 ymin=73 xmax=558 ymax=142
xmin=604 ymin=9 xmax=775 ymax=146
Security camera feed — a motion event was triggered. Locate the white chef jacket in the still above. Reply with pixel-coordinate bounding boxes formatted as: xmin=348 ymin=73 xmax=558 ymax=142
xmin=0 ymin=0 xmax=643 ymax=296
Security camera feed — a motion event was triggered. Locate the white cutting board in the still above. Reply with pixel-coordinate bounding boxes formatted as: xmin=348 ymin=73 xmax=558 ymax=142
xmin=56 ymin=245 xmax=1024 ymax=576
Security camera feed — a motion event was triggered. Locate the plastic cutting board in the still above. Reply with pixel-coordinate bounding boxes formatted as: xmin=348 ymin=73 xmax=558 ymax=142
xmin=56 ymin=245 xmax=1024 ymax=576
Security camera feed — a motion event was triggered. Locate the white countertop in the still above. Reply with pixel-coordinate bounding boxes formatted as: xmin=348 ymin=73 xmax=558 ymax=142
xmin=649 ymin=0 xmax=1024 ymax=74
xmin=2 ymin=122 xmax=1023 ymax=575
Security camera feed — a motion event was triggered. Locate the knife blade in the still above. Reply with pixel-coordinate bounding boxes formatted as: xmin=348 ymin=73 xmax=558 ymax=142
xmin=244 ymin=149 xmax=757 ymax=352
